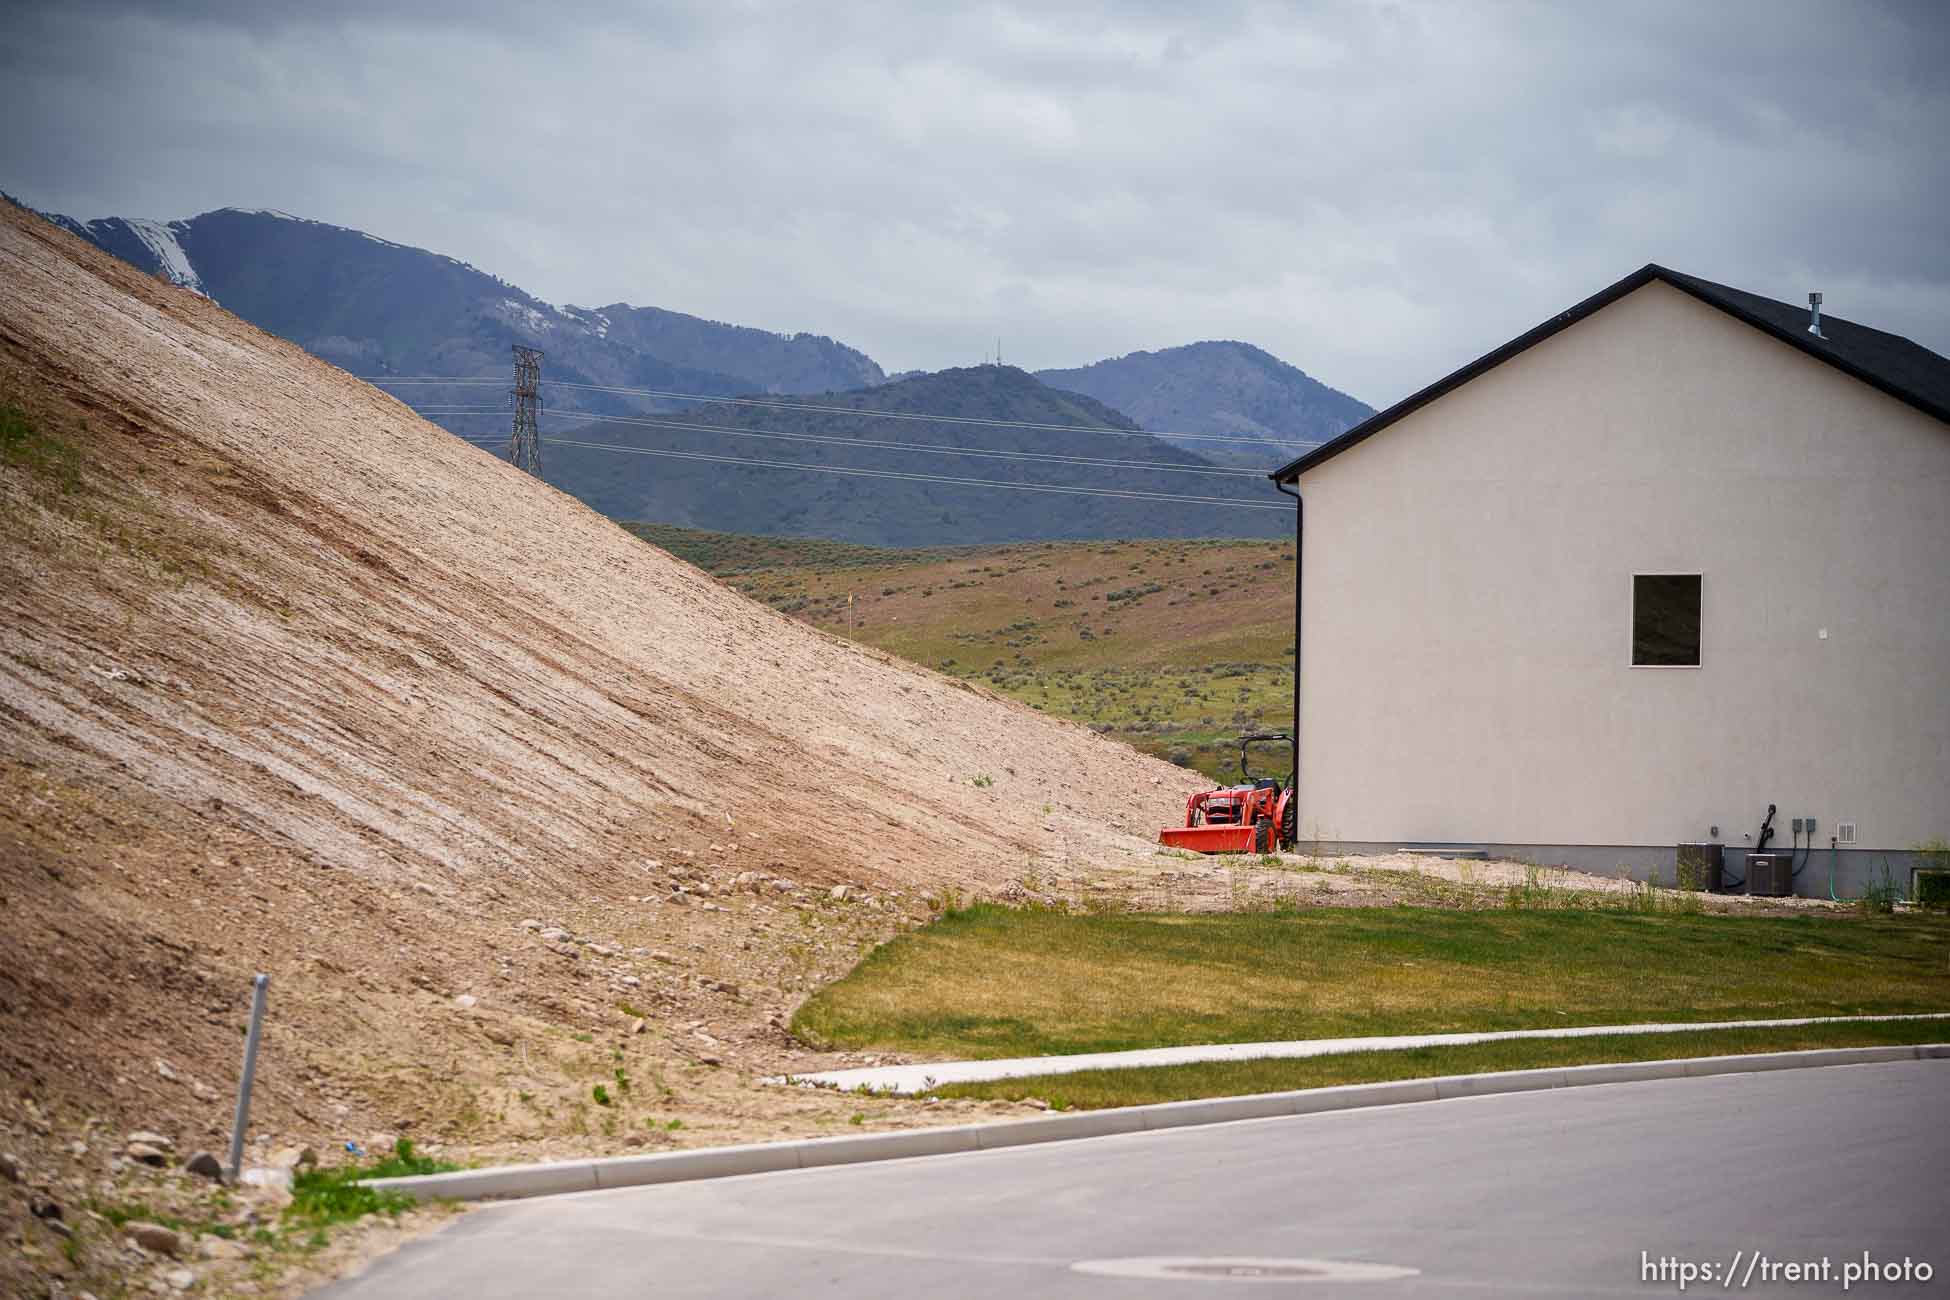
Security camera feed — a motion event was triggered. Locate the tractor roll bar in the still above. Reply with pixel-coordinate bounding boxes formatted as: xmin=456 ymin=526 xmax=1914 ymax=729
xmin=1237 ymin=732 xmax=1296 ymax=783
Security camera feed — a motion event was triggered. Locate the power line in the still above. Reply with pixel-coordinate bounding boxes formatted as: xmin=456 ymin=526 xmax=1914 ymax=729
xmin=361 ymin=375 xmax=1329 ymax=450
xmin=547 ymin=381 xmax=1326 ymax=447
xmin=454 ymin=426 xmax=1279 ymax=505
xmin=443 ymin=424 xmax=1282 ymax=506
xmin=406 ymin=406 xmax=1268 ymax=478
xmin=544 ymin=436 xmax=1289 ymax=509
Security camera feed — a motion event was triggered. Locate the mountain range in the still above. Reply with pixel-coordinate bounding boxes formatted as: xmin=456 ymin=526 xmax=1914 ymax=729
xmin=21 ymin=198 xmax=1360 ymax=541
xmin=34 ymin=206 xmax=882 ymax=399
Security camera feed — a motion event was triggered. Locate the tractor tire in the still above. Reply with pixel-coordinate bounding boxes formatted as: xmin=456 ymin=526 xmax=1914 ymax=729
xmin=1280 ymin=800 xmax=1296 ymax=851
xmin=1253 ymin=817 xmax=1271 ymax=855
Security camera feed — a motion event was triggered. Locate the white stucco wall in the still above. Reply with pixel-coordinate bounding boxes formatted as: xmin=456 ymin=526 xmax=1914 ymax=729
xmin=1297 ymin=280 xmax=1950 ymax=853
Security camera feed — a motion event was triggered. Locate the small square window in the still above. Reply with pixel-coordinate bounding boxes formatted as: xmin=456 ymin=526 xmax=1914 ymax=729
xmin=1633 ymin=574 xmax=1701 ymax=667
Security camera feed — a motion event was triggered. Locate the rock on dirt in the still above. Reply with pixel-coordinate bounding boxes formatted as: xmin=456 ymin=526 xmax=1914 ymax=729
xmin=268 ymin=1145 xmax=318 ymax=1171
xmin=240 ymin=1167 xmax=293 ymax=1196
xmin=126 ymin=1222 xmax=184 ymax=1256
xmin=183 ymin=1151 xmax=224 ymax=1181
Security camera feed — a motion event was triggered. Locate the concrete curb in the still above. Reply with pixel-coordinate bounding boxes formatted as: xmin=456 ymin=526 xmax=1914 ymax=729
xmin=364 ymin=1043 xmax=1949 ymax=1204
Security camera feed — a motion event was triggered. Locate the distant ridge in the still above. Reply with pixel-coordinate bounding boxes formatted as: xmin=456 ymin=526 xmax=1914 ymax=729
xmin=1037 ymin=340 xmax=1373 ymax=469
xmin=542 ymin=364 xmax=1289 ymax=545
xmin=20 ymin=201 xmax=886 ymax=399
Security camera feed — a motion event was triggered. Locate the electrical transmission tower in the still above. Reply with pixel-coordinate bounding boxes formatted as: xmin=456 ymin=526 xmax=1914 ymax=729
xmin=510 ymin=345 xmax=543 ymax=475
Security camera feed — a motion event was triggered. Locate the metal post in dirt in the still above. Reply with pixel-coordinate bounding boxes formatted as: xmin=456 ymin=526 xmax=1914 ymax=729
xmin=226 ymin=973 xmax=270 ymax=1182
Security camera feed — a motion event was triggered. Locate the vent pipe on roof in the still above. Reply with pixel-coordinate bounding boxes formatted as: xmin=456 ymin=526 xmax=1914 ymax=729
xmin=1808 ymin=292 xmax=1825 ymax=339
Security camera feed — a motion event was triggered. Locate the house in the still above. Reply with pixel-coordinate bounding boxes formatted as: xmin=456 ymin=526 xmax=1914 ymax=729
xmin=1269 ymin=265 xmax=1950 ymax=897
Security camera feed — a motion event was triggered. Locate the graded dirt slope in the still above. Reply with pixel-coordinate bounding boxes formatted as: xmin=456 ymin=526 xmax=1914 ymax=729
xmin=0 ymin=203 xmax=1205 ymax=1191
xmin=628 ymin=523 xmax=1298 ymax=780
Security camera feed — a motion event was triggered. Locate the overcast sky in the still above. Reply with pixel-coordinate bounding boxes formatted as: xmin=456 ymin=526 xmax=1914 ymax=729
xmin=4 ymin=1 xmax=1946 ymax=405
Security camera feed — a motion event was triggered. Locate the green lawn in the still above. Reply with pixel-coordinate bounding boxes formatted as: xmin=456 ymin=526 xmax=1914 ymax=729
xmin=927 ymin=1017 xmax=1950 ymax=1109
xmin=792 ymin=905 xmax=1950 ymax=1059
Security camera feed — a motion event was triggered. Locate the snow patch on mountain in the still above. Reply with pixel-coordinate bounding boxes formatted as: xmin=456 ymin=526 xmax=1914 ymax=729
xmin=499 ymin=297 xmax=556 ymax=334
xmin=561 ymin=305 xmax=611 ymax=338
xmin=123 ymin=218 xmax=203 ymax=295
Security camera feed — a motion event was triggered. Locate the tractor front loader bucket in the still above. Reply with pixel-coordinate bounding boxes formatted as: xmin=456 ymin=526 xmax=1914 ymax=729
xmin=1157 ymin=823 xmax=1263 ymax=854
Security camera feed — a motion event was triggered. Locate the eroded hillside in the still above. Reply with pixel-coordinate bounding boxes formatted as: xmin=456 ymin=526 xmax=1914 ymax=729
xmin=0 ymin=200 xmax=1206 ymax=1277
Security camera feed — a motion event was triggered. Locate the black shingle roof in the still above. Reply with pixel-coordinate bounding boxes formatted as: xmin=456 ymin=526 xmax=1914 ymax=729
xmin=1271 ymin=264 xmax=1950 ymax=483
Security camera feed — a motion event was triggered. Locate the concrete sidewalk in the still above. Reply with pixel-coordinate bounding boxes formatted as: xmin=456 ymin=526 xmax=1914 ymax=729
xmin=775 ymin=1011 xmax=1950 ymax=1094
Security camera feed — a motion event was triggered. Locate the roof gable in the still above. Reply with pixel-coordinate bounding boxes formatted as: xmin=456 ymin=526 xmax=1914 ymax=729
xmin=1272 ymin=265 xmax=1950 ymax=482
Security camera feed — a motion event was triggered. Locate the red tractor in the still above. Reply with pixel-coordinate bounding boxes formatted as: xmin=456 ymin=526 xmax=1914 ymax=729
xmin=1158 ymin=732 xmax=1297 ymax=855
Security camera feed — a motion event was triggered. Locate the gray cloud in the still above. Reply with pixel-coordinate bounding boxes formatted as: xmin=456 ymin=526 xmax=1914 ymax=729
xmin=4 ymin=0 xmax=1946 ymax=405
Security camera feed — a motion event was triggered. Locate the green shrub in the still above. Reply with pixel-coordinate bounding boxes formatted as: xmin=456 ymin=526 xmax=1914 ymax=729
xmin=286 ymin=1139 xmax=454 ymax=1230
xmin=1857 ymin=864 xmax=1904 ymax=916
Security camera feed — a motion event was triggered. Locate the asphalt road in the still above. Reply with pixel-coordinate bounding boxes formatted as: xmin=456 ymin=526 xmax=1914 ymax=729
xmin=316 ymin=1061 xmax=1947 ymax=1298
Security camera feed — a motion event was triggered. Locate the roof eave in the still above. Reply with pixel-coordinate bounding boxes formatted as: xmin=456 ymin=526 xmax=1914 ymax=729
xmin=1269 ymin=264 xmax=1664 ymax=484
xmin=1269 ymin=263 xmax=1950 ymax=484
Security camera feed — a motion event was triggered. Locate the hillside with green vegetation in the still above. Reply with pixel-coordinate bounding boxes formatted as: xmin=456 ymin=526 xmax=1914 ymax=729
xmin=630 ymin=524 xmax=1295 ymax=781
